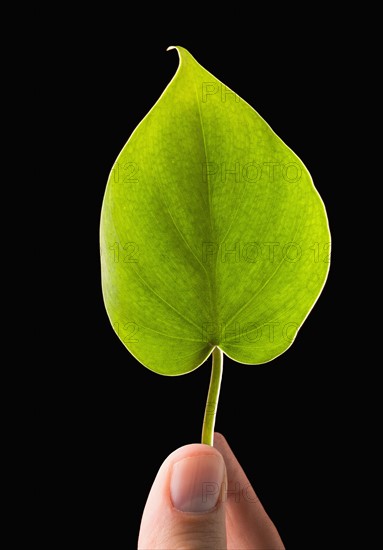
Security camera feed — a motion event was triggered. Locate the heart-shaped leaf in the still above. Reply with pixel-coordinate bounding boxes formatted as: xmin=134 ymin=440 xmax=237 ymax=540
xmin=100 ymin=46 xmax=330 ymax=442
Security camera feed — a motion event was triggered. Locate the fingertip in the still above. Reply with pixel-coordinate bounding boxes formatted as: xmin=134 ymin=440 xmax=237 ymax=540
xmin=213 ymin=432 xmax=230 ymax=454
xmin=138 ymin=442 xmax=227 ymax=548
xmin=165 ymin=442 xmax=224 ymax=470
xmin=170 ymin=452 xmax=225 ymax=512
xmin=213 ymin=431 xmax=226 ymax=444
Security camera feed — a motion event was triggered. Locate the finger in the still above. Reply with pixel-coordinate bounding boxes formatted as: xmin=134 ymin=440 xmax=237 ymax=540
xmin=138 ymin=443 xmax=227 ymax=550
xmin=214 ymin=432 xmax=285 ymax=549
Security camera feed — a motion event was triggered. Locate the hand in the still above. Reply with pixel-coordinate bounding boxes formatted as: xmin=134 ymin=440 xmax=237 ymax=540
xmin=138 ymin=432 xmax=285 ymax=549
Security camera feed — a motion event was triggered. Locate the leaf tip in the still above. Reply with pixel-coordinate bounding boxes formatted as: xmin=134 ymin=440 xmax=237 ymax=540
xmin=166 ymin=45 xmax=183 ymax=58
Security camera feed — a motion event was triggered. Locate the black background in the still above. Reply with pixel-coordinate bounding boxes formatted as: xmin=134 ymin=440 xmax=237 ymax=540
xmin=37 ymin=9 xmax=354 ymax=549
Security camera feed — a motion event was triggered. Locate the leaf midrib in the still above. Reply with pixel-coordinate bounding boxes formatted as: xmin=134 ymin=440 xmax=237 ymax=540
xmin=193 ymin=78 xmax=219 ymax=342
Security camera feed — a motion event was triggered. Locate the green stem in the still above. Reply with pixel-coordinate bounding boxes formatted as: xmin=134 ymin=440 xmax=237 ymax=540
xmin=201 ymin=347 xmax=223 ymax=446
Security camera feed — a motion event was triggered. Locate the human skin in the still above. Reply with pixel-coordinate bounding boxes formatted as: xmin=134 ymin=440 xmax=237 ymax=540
xmin=138 ymin=432 xmax=285 ymax=549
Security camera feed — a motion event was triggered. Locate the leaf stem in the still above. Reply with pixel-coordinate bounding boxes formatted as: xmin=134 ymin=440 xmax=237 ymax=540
xmin=201 ymin=347 xmax=223 ymax=446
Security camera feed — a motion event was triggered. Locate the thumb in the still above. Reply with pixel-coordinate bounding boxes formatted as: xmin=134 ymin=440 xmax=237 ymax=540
xmin=138 ymin=443 xmax=227 ymax=549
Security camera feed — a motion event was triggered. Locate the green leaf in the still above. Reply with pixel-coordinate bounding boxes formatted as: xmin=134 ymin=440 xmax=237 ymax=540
xmin=100 ymin=46 xmax=330 ymax=377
